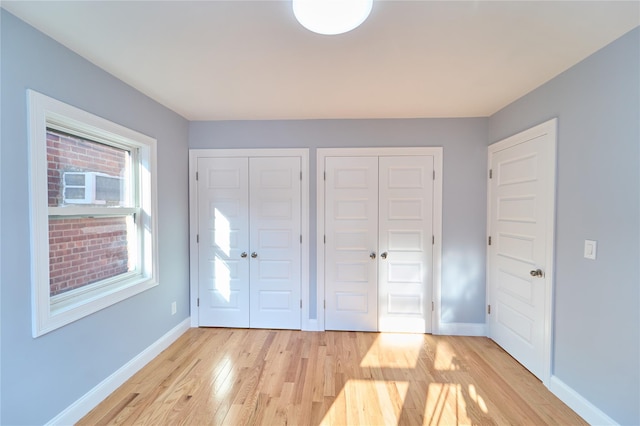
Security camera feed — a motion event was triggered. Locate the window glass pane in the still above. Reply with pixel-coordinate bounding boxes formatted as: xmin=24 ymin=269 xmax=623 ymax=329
xmin=48 ymin=216 xmax=135 ymax=296
xmin=47 ymin=129 xmax=132 ymax=207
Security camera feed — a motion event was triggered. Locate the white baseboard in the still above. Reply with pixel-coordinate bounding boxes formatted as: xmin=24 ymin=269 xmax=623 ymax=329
xmin=435 ymin=322 xmax=487 ymax=336
xmin=46 ymin=318 xmax=191 ymax=426
xmin=548 ymin=375 xmax=617 ymax=425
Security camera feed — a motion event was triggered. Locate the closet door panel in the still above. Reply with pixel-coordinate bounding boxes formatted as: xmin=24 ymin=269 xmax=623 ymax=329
xmin=325 ymin=156 xmax=378 ymax=331
xmin=378 ymin=156 xmax=434 ymax=333
xmin=198 ymin=157 xmax=250 ymax=327
xmin=249 ymin=157 xmax=301 ymax=329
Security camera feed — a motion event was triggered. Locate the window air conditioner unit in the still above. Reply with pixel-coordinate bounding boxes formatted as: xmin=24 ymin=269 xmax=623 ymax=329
xmin=63 ymin=172 xmax=124 ymax=205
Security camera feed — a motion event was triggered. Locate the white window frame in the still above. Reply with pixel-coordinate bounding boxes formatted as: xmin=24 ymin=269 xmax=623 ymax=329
xmin=28 ymin=90 xmax=159 ymax=337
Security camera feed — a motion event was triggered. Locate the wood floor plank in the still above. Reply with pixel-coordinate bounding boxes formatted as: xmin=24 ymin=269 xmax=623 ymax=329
xmin=80 ymin=328 xmax=587 ymax=425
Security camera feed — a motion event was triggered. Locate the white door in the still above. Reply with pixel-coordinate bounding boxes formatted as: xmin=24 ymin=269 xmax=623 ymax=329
xmin=488 ymin=119 xmax=556 ymax=380
xmin=325 ymin=157 xmax=379 ymax=331
xmin=249 ymin=157 xmax=301 ymax=329
xmin=378 ymin=156 xmax=434 ymax=333
xmin=198 ymin=157 xmax=250 ymax=327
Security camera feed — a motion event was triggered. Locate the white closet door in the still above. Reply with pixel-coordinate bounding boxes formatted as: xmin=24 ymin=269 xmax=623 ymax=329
xmin=325 ymin=157 xmax=379 ymax=331
xmin=249 ymin=157 xmax=302 ymax=329
xmin=378 ymin=156 xmax=434 ymax=333
xmin=198 ymin=157 xmax=250 ymax=327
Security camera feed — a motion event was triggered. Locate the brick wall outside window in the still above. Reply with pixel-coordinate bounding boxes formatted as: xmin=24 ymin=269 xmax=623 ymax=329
xmin=47 ymin=131 xmax=132 ymax=296
xmin=48 ymin=217 xmax=131 ymax=296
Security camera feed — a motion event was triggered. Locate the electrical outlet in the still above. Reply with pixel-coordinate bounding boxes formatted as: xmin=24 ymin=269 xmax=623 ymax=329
xmin=584 ymin=240 xmax=597 ymax=260
xmin=171 ymin=301 xmax=177 ymax=315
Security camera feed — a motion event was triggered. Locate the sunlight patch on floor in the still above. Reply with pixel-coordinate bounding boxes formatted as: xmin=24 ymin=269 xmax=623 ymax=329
xmin=424 ymin=383 xmax=472 ymax=425
xmin=433 ymin=340 xmax=461 ymax=371
xmin=468 ymin=384 xmax=489 ymax=414
xmin=320 ymin=379 xmax=410 ymax=425
xmin=360 ymin=333 xmax=424 ymax=368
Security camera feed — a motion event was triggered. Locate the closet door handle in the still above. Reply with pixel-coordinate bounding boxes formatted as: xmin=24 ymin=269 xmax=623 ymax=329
xmin=240 ymin=252 xmax=248 ymax=258
xmin=380 ymin=252 xmax=388 ymax=259
xmin=530 ymin=269 xmax=544 ymax=278
xmin=370 ymin=252 xmax=376 ymax=260
xmin=251 ymin=252 xmax=258 ymax=258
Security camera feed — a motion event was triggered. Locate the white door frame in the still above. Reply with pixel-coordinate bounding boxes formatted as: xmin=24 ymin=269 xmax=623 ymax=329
xmin=486 ymin=118 xmax=557 ymax=385
xmin=316 ymin=147 xmax=443 ymax=333
xmin=189 ymin=149 xmax=310 ymax=329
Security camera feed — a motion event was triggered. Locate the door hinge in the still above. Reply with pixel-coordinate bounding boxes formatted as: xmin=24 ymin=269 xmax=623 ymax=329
xmin=197 ymin=234 xmax=199 ymax=243
xmin=487 ymin=304 xmax=491 ymax=315
xmin=489 ymin=169 xmax=493 ymax=179
xmin=433 ymin=170 xmax=436 ymax=180
xmin=197 ymin=298 xmax=200 ymax=307
xmin=300 ymin=235 xmax=302 ymax=244
xmin=432 ymin=235 xmax=435 ymax=245
xmin=324 ymin=300 xmax=326 ymax=309
xmin=300 ymin=171 xmax=302 ymax=181
xmin=431 ymin=301 xmax=434 ymax=312
xmin=300 ymin=299 xmax=302 ymax=308
xmin=324 ymin=171 xmax=326 ymax=181
xmin=196 ymin=171 xmax=199 ymax=181
xmin=324 ymin=235 xmax=326 ymax=244
xmin=488 ymin=236 xmax=492 ymax=246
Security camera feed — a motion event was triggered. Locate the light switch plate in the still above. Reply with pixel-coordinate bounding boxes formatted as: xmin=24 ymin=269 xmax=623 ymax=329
xmin=584 ymin=240 xmax=597 ymax=260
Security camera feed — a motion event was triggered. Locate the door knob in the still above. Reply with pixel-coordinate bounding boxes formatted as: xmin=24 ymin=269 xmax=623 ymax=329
xmin=251 ymin=252 xmax=258 ymax=258
xmin=530 ymin=269 xmax=544 ymax=278
xmin=370 ymin=252 xmax=376 ymax=259
xmin=240 ymin=252 xmax=248 ymax=258
xmin=380 ymin=252 xmax=388 ymax=259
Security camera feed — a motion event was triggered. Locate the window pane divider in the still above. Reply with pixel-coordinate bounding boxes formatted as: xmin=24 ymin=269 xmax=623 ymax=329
xmin=48 ymin=206 xmax=139 ymax=217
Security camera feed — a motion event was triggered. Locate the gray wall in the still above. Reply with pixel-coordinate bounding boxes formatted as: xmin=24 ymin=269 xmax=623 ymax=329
xmin=190 ymin=118 xmax=488 ymax=324
xmin=489 ymin=27 xmax=639 ymax=425
xmin=0 ymin=10 xmax=190 ymax=425
xmin=5 ymin=6 xmax=636 ymax=426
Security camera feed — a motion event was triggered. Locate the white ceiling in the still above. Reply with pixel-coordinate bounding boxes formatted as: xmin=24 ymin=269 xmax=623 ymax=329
xmin=4 ymin=1 xmax=639 ymax=120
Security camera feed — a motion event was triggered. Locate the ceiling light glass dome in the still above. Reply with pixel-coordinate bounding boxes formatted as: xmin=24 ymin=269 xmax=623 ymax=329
xmin=292 ymin=0 xmax=373 ymax=35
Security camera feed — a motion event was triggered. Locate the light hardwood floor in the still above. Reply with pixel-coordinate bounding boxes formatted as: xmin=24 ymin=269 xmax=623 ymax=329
xmin=79 ymin=328 xmax=586 ymax=425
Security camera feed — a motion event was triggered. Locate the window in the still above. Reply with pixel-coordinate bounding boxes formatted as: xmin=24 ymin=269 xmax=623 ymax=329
xmin=28 ymin=90 xmax=158 ymax=337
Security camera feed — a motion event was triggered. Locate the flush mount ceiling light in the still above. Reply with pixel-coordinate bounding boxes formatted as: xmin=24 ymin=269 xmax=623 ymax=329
xmin=292 ymin=0 xmax=373 ymax=35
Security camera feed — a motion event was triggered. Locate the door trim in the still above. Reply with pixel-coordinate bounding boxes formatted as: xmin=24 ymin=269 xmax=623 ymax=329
xmin=189 ymin=149 xmax=310 ymax=329
xmin=486 ymin=118 xmax=557 ymax=385
xmin=316 ymin=147 xmax=443 ymax=333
